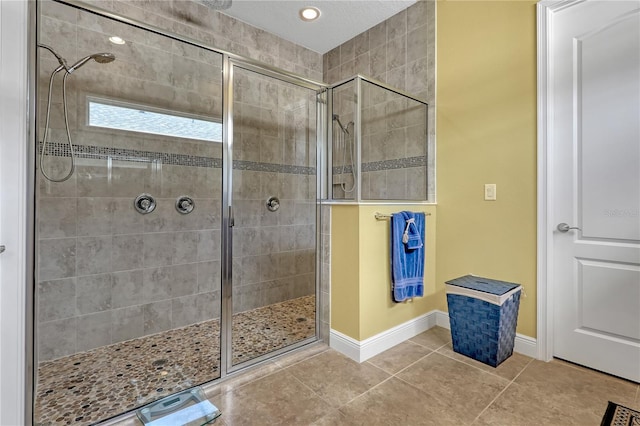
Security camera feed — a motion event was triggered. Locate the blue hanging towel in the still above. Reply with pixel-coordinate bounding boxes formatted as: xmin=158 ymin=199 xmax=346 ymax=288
xmin=391 ymin=211 xmax=425 ymax=302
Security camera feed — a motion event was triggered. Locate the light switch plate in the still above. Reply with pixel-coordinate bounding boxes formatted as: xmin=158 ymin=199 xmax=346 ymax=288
xmin=484 ymin=184 xmax=497 ymax=201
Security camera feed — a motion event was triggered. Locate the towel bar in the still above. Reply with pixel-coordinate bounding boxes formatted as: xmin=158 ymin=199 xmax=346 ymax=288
xmin=375 ymin=212 xmax=431 ymax=220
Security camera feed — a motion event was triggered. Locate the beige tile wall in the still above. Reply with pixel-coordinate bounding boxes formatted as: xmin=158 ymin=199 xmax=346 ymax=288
xmin=232 ymin=69 xmax=317 ymax=313
xmin=324 ymin=0 xmax=436 ymax=202
xmin=319 ymin=205 xmax=331 ymax=343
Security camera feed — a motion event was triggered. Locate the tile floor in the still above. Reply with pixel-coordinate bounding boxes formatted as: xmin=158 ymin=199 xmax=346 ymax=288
xmin=110 ymin=326 xmax=640 ymax=426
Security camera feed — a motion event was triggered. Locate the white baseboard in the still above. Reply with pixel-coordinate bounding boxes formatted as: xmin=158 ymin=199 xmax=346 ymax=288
xmin=330 ymin=310 xmax=438 ymax=362
xmin=435 ymin=310 xmax=450 ymax=329
xmin=512 ymin=333 xmax=538 ymax=358
xmin=330 ymin=310 xmax=538 ymax=362
xmin=433 ymin=312 xmax=539 ymax=359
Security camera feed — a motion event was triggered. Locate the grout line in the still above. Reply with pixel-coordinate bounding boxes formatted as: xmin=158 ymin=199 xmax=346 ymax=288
xmin=470 ymin=381 xmax=514 ymax=426
xmin=289 ymin=372 xmax=337 ymax=408
xmin=435 ymin=346 xmax=534 ymax=382
xmin=393 ymin=370 xmax=437 ymax=397
xmin=389 ymin=349 xmax=436 ymax=377
xmin=276 ymin=344 xmax=329 ymax=370
xmin=222 ymin=345 xmax=327 ymax=395
xmin=286 ymin=353 xmax=395 ymax=411
xmin=471 ymin=357 xmax=536 ymax=425
xmin=335 ymin=375 xmax=396 ymax=411
xmin=406 ymin=334 xmax=450 ymax=351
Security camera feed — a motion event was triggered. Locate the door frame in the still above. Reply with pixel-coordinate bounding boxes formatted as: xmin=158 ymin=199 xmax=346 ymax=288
xmin=0 ymin=0 xmax=34 ymax=423
xmin=536 ymin=0 xmax=579 ymax=362
xmin=223 ymin=57 xmax=325 ymax=374
xmin=536 ymin=0 xmax=640 ymax=363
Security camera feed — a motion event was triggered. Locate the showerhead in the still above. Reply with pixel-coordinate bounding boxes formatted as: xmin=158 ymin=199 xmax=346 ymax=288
xmin=67 ymin=52 xmax=116 ymax=73
xmin=38 ymin=43 xmax=69 ymax=71
xmin=93 ymin=52 xmax=116 ymax=64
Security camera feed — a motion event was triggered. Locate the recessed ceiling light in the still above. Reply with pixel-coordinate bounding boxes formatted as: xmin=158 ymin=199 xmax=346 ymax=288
xmin=299 ymin=7 xmax=320 ymax=22
xmin=109 ymin=36 xmax=126 ymax=45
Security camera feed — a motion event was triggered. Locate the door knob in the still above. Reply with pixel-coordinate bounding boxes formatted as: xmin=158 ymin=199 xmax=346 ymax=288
xmin=557 ymin=223 xmax=581 ymax=232
xmin=0 ymin=245 xmax=5 ymax=254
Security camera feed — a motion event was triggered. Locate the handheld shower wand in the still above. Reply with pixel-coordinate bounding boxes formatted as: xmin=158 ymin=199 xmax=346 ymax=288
xmin=38 ymin=44 xmax=68 ymax=72
xmin=332 ymin=114 xmax=356 ymax=194
xmin=332 ymin=114 xmax=350 ymax=135
xmin=38 ymin=46 xmax=116 ymax=182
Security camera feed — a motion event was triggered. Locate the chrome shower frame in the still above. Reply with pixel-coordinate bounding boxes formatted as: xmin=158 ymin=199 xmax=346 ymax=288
xmin=327 ymin=74 xmax=429 ymax=203
xmin=29 ymin=0 xmax=329 ymax=423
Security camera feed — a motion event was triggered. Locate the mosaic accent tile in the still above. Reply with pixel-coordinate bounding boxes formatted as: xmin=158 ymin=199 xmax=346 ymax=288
xmin=40 ymin=141 xmax=220 ymax=168
xmin=332 ymin=155 xmax=427 ymax=175
xmin=363 ymin=156 xmax=427 ymax=172
xmin=39 ymin=142 xmax=315 ymax=175
xmin=34 ymin=295 xmax=315 ymax=426
xmin=233 ymin=160 xmax=314 ymax=175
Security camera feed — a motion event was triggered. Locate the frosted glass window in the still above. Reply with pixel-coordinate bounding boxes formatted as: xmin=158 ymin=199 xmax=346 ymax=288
xmin=88 ymin=98 xmax=221 ymax=142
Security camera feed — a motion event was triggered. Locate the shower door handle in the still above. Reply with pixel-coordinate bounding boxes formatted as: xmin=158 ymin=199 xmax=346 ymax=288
xmin=229 ymin=205 xmax=234 ymax=227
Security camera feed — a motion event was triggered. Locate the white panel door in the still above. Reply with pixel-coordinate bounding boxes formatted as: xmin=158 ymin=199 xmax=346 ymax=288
xmin=551 ymin=1 xmax=640 ymax=382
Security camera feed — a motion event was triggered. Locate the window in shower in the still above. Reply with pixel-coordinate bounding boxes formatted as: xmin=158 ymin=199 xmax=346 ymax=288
xmin=88 ymin=96 xmax=223 ymax=142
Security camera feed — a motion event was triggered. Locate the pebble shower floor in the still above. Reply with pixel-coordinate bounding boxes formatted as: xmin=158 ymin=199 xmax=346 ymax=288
xmin=34 ymin=295 xmax=315 ymax=425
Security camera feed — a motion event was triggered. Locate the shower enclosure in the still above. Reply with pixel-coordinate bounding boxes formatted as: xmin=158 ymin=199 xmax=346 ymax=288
xmin=329 ymin=75 xmax=430 ymax=202
xmin=34 ymin=1 xmax=322 ymax=424
xmin=32 ymin=1 xmax=430 ymax=423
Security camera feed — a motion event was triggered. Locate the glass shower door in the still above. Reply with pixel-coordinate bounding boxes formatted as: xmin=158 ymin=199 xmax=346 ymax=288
xmin=34 ymin=2 xmax=223 ymax=424
xmin=228 ymin=64 xmax=318 ymax=368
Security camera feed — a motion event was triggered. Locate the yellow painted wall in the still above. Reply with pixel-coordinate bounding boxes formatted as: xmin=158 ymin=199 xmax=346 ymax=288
xmin=330 ymin=205 xmax=360 ymax=338
xmin=331 ymin=205 xmax=438 ymax=341
xmin=436 ymin=1 xmax=538 ymax=337
xmin=358 ymin=205 xmax=438 ymax=339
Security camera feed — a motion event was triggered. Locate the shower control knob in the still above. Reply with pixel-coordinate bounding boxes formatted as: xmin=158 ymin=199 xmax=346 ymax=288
xmin=266 ymin=196 xmax=280 ymax=212
xmin=175 ymin=196 xmax=195 ymax=214
xmin=134 ymin=193 xmax=156 ymax=215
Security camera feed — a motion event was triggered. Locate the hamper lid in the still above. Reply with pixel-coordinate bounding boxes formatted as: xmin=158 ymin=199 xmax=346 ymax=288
xmin=445 ymin=275 xmax=520 ymax=296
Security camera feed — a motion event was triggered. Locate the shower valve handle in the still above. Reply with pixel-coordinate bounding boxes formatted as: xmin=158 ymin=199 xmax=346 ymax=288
xmin=266 ymin=196 xmax=280 ymax=212
xmin=175 ymin=196 xmax=195 ymax=214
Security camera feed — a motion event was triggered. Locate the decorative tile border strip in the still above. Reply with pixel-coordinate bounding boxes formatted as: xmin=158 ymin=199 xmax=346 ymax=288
xmin=332 ymin=156 xmax=427 ymax=174
xmin=233 ymin=160 xmax=314 ymax=175
xmin=40 ymin=142 xmax=315 ymax=175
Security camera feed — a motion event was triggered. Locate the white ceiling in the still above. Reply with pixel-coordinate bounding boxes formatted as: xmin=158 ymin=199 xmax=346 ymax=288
xmin=220 ymin=0 xmax=417 ymax=54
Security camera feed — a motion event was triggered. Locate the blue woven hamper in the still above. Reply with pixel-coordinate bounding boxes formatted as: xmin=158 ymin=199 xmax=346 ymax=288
xmin=445 ymin=275 xmax=522 ymax=367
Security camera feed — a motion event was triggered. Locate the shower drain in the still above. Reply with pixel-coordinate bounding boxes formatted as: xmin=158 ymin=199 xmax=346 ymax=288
xmin=152 ymin=359 xmax=168 ymax=367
